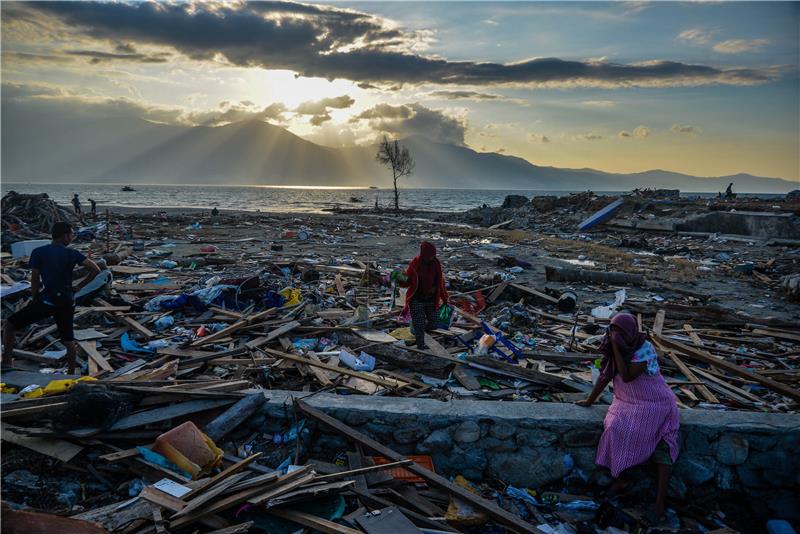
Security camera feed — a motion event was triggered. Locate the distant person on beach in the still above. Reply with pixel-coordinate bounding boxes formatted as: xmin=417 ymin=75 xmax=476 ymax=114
xmin=576 ymin=313 xmax=679 ymax=524
xmin=211 ymin=207 xmax=219 ymax=217
xmin=725 ymin=182 xmax=734 ymax=200
xmin=88 ymin=198 xmax=97 ymax=219
xmin=71 ymin=194 xmax=82 ymax=217
xmin=394 ymin=241 xmax=449 ymax=350
xmin=2 ymin=222 xmax=101 ymax=375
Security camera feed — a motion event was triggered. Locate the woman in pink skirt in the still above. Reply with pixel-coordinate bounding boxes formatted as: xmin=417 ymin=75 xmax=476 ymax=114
xmin=576 ymin=312 xmax=680 ymax=521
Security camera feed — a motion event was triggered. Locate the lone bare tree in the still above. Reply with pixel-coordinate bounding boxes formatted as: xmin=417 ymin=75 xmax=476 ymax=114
xmin=376 ymin=135 xmax=415 ymax=211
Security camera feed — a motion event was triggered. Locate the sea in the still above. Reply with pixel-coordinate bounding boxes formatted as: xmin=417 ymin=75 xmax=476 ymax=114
xmin=0 ymin=183 xmax=781 ymax=214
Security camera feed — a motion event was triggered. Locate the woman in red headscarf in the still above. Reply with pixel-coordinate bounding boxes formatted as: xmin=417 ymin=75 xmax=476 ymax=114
xmin=576 ymin=312 xmax=679 ymax=523
xmin=396 ymin=241 xmax=448 ymax=349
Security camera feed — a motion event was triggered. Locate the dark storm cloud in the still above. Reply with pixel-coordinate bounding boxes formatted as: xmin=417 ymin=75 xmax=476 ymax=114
xmin=353 ymin=103 xmax=467 ymax=146
xmin=5 ymin=1 xmax=783 ymax=88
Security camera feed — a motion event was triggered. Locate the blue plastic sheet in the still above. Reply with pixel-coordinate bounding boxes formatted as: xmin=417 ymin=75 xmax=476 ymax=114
xmin=121 ymin=332 xmax=154 ymax=353
xmin=136 ymin=446 xmax=193 ymax=479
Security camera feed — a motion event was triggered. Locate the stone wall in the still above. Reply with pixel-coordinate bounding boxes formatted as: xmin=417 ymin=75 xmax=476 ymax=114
xmin=248 ymin=390 xmax=800 ymax=520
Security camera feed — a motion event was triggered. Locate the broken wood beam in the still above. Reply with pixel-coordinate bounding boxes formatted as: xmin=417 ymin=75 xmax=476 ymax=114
xmin=295 ymin=399 xmax=542 ymax=534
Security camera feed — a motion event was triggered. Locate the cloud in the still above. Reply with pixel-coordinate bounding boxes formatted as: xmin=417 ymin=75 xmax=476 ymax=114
xmin=427 ymin=90 xmax=503 ymax=101
xmin=581 ymin=100 xmax=616 ymax=108
xmin=618 ymin=125 xmax=650 ymax=139
xmin=352 ymin=102 xmax=467 ymax=145
xmin=4 ymin=2 xmax=784 ymax=88
xmin=64 ymin=49 xmax=171 ymax=64
xmin=295 ymin=95 xmax=355 ymax=115
xmin=574 ymin=133 xmax=604 ymax=141
xmin=2 ymin=81 xmax=287 ymax=127
xmin=671 ymin=123 xmax=702 ymax=135
xmin=294 ymin=94 xmax=355 ymax=125
xmin=676 ymin=28 xmax=714 ymax=45
xmin=528 ymin=133 xmax=550 ymax=143
xmin=713 ymin=39 xmax=769 ymax=54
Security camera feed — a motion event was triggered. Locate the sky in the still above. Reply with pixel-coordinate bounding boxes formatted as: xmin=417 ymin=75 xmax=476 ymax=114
xmin=2 ymin=1 xmax=798 ymax=181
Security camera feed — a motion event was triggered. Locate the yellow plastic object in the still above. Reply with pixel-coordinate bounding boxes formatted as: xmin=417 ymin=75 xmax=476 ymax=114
xmin=153 ymin=421 xmax=223 ymax=480
xmin=0 ymin=383 xmax=17 ymax=394
xmin=279 ymin=288 xmax=301 ymax=307
xmin=388 ymin=327 xmax=415 ymax=341
xmin=21 ymin=387 xmax=44 ymax=399
xmin=43 ymin=376 xmax=97 ymax=396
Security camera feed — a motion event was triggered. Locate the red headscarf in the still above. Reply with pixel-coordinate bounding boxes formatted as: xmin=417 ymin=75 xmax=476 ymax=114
xmin=398 ymin=241 xmax=449 ymax=316
xmin=598 ymin=312 xmax=647 ymax=381
xmin=416 ymin=242 xmax=438 ymax=297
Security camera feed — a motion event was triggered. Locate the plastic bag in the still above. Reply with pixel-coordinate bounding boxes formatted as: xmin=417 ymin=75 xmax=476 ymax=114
xmin=438 ymin=303 xmax=454 ymax=328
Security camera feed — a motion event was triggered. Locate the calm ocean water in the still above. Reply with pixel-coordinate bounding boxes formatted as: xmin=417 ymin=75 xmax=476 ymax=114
xmin=0 ymin=183 xmax=773 ymax=214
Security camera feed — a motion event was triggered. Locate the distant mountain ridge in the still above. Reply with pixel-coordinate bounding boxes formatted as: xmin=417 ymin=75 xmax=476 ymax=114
xmin=2 ymin=116 xmax=796 ymax=193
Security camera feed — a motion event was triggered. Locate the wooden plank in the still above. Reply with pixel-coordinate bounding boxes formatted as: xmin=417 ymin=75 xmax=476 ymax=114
xmin=245 ymin=321 xmax=301 ymax=349
xmin=205 ymin=523 xmax=254 ymax=534
xmin=110 ymin=265 xmax=158 ymax=275
xmin=356 ymin=506 xmax=422 ymax=534
xmin=68 ymin=399 xmax=236 ymax=437
xmin=203 ymin=394 xmax=267 ymax=442
xmin=169 ymin=465 xmax=313 ymax=529
xmin=691 ymin=367 xmax=764 ymax=404
xmin=296 ymin=400 xmax=542 ymax=534
xmin=452 ymin=366 xmax=481 ymax=390
xmin=487 ymin=281 xmax=509 ymax=303
xmin=77 ymin=341 xmax=114 ymax=373
xmin=261 ymin=349 xmax=408 ymax=389
xmin=509 ymin=283 xmax=559 ymax=304
xmin=139 ymin=485 xmax=187 ymax=512
xmin=652 ymin=310 xmax=665 ymax=336
xmin=96 ymin=298 xmax=155 ymax=338
xmin=171 ymin=472 xmax=251 ymax=519
xmin=247 ymin=472 xmax=316 ymax=505
xmin=315 ymin=459 xmax=413 ymax=482
xmin=191 ymin=308 xmax=276 ymax=347
xmin=423 ymin=334 xmax=450 ymax=360
xmin=11 ymin=349 xmax=65 ymax=364
xmin=1 ymin=422 xmax=83 ymax=462
xmin=268 ymin=509 xmax=363 ymax=534
xmin=655 ymin=335 xmax=800 ymax=402
xmin=307 ymin=353 xmax=334 ymax=386
xmin=2 ymin=402 xmax=68 ymax=419
xmin=335 ymin=274 xmax=346 ymax=296
xmin=3 ymin=508 xmax=106 ymax=534
xmin=184 ymin=453 xmax=262 ymax=500
xmin=662 ymin=349 xmax=719 ymax=403
xmin=113 ymin=283 xmax=180 ymax=291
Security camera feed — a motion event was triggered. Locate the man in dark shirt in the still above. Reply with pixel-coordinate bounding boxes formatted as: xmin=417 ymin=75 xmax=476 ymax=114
xmin=3 ymin=222 xmax=100 ymax=374
xmin=88 ymin=198 xmax=97 ymax=219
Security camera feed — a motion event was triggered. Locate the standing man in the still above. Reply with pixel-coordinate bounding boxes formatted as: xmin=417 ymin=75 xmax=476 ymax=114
xmin=88 ymin=198 xmax=97 ymax=220
xmin=2 ymin=222 xmax=101 ymax=374
xmin=72 ymin=193 xmax=82 ymax=221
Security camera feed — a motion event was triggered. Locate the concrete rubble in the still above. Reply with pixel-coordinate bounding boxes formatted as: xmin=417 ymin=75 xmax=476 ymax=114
xmin=1 ymin=190 xmax=798 ymax=533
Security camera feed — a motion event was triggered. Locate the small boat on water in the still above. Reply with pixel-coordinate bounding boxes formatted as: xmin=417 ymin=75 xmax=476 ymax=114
xmin=369 ymin=186 xmax=379 ymax=190
xmin=121 ymin=185 xmax=136 ymax=192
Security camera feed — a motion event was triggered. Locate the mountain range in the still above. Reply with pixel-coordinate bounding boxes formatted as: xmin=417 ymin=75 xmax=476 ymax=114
xmin=3 ymin=115 xmax=797 ymax=193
